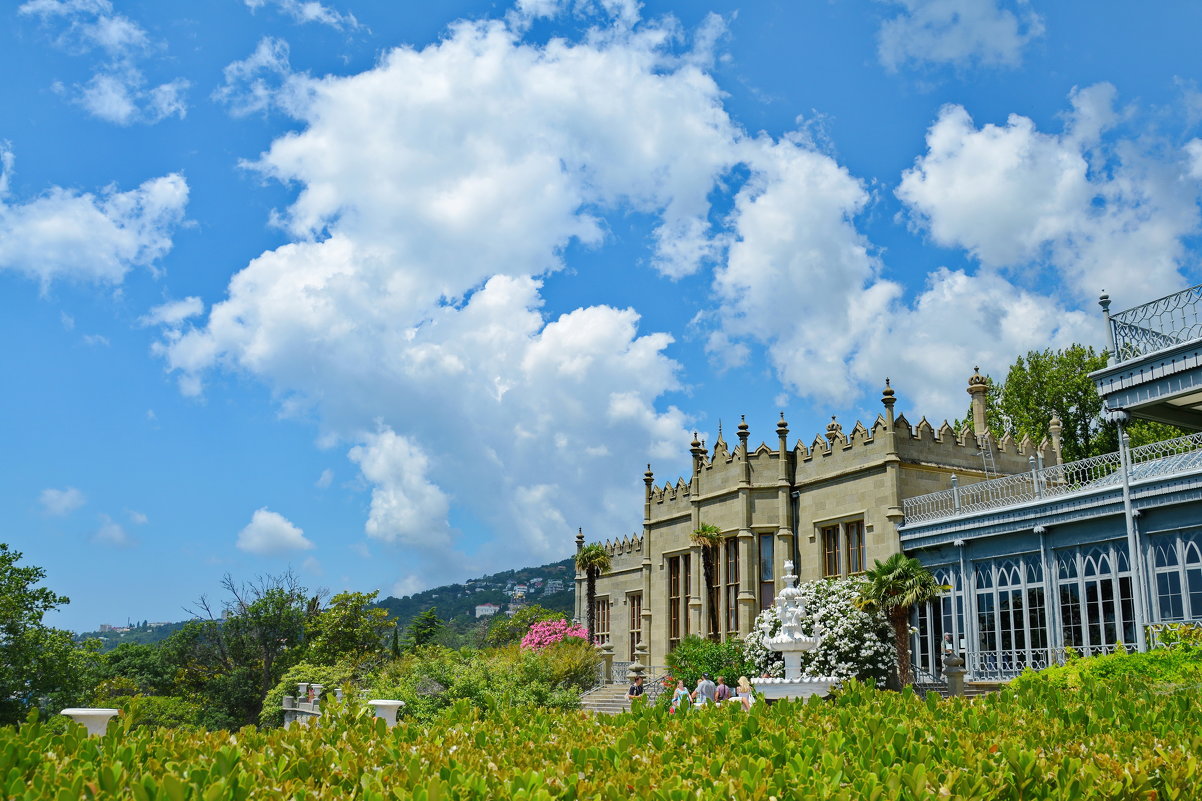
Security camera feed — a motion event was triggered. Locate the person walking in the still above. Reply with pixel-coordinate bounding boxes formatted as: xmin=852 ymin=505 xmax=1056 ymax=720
xmin=714 ymin=676 xmax=732 ymax=703
xmin=692 ymin=673 xmax=717 ymax=706
xmin=626 ymin=675 xmax=645 ymax=704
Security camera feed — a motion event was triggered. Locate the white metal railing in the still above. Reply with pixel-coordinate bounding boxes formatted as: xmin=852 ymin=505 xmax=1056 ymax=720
xmin=903 ymin=432 xmax=1202 ymax=524
xmin=1110 ymin=283 xmax=1202 ymax=361
xmin=966 ymin=643 xmax=1132 ymax=681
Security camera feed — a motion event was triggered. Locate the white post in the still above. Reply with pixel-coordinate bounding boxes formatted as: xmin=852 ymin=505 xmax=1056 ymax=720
xmin=1116 ymin=422 xmax=1149 ymax=652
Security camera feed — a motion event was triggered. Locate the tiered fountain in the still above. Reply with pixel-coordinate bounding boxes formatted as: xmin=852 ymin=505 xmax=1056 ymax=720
xmin=751 ymin=561 xmax=840 ymax=701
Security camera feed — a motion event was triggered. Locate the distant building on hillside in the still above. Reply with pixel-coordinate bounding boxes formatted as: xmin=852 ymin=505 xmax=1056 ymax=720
xmin=475 ymin=603 xmax=501 ymax=618
xmin=546 ymin=579 xmax=564 ymax=594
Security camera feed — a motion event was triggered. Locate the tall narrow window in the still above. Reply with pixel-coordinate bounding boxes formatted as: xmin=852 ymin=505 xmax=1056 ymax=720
xmin=683 ymin=554 xmax=691 ymax=637
xmin=759 ymin=533 xmax=775 ymax=610
xmin=593 ymin=598 xmax=610 ymax=645
xmin=668 ymin=556 xmax=682 ymax=648
xmin=725 ymin=538 xmax=739 ymax=634
xmin=822 ymin=526 xmax=840 ymax=577
xmin=628 ymin=592 xmax=642 ymax=661
xmin=846 ymin=521 xmax=864 ymax=574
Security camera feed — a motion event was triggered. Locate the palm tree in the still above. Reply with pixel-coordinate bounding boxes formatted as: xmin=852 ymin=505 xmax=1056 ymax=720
xmin=691 ymin=523 xmax=722 ymax=640
xmin=857 ymin=553 xmax=948 ymax=687
xmin=575 ymin=544 xmax=612 ymax=644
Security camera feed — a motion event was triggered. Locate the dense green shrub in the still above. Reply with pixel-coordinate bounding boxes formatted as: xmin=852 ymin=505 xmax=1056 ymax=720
xmin=665 ymin=635 xmax=757 ymax=690
xmin=366 ymin=639 xmax=599 ymax=722
xmin=6 ymin=676 xmax=1200 ymax=799
xmin=1011 ymin=642 xmax=1202 ymax=691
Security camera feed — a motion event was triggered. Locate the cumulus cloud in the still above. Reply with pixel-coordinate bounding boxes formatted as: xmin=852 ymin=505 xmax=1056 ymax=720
xmin=236 ymin=508 xmax=314 ymax=555
xmin=0 ymin=147 xmax=189 ymax=288
xmin=93 ymin=513 xmax=131 ymax=546
xmin=156 ymin=17 xmax=724 ymax=584
xmin=877 ymin=0 xmax=1044 ymax=72
xmin=19 ymin=0 xmax=189 ymax=124
xmin=897 ymin=84 xmax=1202 ymax=305
xmin=243 ymin=0 xmax=359 ymax=30
xmin=40 ymin=486 xmax=85 ymax=516
xmin=315 ymin=468 xmax=334 ymax=489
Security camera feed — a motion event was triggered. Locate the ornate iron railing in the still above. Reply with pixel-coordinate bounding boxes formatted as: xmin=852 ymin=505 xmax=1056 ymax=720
xmin=1110 ymin=283 xmax=1202 ymax=362
xmin=610 ymin=661 xmax=633 ymax=683
xmin=903 ymin=432 xmax=1202 ymax=524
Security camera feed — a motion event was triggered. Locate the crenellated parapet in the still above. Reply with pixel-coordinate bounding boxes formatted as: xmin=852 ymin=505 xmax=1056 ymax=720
xmin=599 ymin=533 xmax=644 ymax=558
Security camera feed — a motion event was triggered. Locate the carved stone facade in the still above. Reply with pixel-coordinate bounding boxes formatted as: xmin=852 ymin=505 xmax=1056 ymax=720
xmin=578 ymin=373 xmax=1062 ymax=669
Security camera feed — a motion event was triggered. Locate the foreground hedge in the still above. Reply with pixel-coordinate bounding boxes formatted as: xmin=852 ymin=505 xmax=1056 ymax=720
xmin=5 ymin=678 xmax=1200 ymax=800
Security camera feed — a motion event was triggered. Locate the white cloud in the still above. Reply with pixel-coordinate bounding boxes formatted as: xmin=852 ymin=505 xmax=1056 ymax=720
xmin=40 ymin=486 xmax=85 ymax=516
xmin=93 ymin=513 xmax=131 ymax=546
xmin=236 ymin=507 xmax=314 ymax=555
xmin=347 ymin=428 xmax=454 ymax=548
xmin=243 ymin=0 xmax=359 ymax=30
xmin=19 ymin=0 xmax=189 ymax=125
xmin=127 ymin=509 xmax=149 ymax=525
xmin=897 ymin=84 xmax=1202 ymax=305
xmin=877 ymin=0 xmax=1044 ymax=72
xmin=157 ymin=17 xmax=725 ymax=585
xmin=315 ymin=468 xmax=333 ymax=489
xmin=213 ymin=37 xmax=305 ymax=118
xmin=82 ymin=333 xmax=109 ymax=346
xmin=1187 ymin=139 xmax=1202 ymax=180
xmin=0 ymin=147 xmax=188 ymax=288
xmin=141 ymin=297 xmax=204 ymax=327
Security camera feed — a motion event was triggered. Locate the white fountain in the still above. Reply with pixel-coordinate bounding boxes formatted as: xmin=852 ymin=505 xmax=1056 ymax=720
xmin=751 ymin=561 xmax=840 ymax=701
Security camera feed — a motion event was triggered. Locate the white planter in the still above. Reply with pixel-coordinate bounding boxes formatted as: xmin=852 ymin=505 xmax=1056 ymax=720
xmin=61 ymin=708 xmax=120 ymax=737
xmin=367 ymin=699 xmax=405 ymax=728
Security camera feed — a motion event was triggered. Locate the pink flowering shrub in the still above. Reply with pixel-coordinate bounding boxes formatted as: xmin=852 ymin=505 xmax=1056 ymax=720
xmin=520 ymin=619 xmax=589 ymax=650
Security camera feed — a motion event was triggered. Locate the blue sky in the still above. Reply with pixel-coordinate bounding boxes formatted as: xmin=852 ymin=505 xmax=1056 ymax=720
xmin=3 ymin=0 xmax=1201 ymax=631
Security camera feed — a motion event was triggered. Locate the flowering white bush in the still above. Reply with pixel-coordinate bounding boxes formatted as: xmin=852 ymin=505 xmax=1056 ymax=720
xmin=743 ymin=577 xmax=895 ymax=687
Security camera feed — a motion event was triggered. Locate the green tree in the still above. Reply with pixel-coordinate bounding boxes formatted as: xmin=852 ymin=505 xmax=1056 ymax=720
xmin=574 ymin=544 xmax=612 ymax=645
xmin=965 ymin=345 xmax=1187 ymax=461
xmin=691 ymin=524 xmax=722 ymax=640
xmin=857 ymin=553 xmax=947 ymax=687
xmin=306 ymin=591 xmax=393 ymax=666
xmin=406 ymin=607 xmax=445 ymax=648
xmin=0 ymin=544 xmax=100 ymax=723
xmin=484 ymin=604 xmax=562 ymax=647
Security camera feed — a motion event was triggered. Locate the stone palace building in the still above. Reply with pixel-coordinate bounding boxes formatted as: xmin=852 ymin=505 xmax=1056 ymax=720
xmin=578 ymin=370 xmax=1061 ymax=671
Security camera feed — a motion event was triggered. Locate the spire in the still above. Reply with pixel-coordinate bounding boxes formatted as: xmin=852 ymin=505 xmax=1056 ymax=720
xmin=776 ymin=411 xmax=789 ymax=438
xmin=967 ymin=367 xmax=989 ymax=438
xmin=881 ymin=377 xmax=896 ymax=426
xmin=575 ymin=527 xmax=584 ymax=553
xmin=825 ymin=415 xmax=843 ymax=443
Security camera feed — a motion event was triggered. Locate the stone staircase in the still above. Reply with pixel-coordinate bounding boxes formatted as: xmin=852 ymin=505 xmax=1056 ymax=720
xmin=916 ymin=680 xmax=1007 ymax=700
xmin=580 ymin=683 xmax=633 ymax=715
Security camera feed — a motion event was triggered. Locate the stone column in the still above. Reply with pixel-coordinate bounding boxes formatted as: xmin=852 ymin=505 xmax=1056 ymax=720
xmin=774 ymin=414 xmax=793 ymax=605
xmin=688 ymin=434 xmax=704 ymax=638
xmin=641 ymin=465 xmax=655 ymax=666
xmin=881 ymin=379 xmax=904 ymax=537
xmin=736 ymin=417 xmax=756 ymax=632
xmin=574 ymin=527 xmax=585 ymax=624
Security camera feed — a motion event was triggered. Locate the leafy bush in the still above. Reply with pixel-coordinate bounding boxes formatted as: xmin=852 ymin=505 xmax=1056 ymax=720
xmin=744 ymin=577 xmax=894 ymax=686
xmin=260 ymin=662 xmax=356 ymax=727
xmin=1011 ymin=643 xmax=1202 ymax=692
xmin=665 ymin=636 xmax=757 ymax=690
xmin=6 ymin=676 xmax=1200 ymax=799
xmin=365 ymin=640 xmax=599 ymax=722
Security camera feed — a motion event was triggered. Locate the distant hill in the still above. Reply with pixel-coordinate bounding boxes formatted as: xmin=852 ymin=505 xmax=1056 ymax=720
xmin=375 ymin=557 xmax=577 ymax=629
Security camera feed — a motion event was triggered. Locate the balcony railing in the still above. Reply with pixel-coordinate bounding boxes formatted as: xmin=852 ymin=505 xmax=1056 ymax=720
xmin=1110 ymin=283 xmax=1202 ymax=362
xmin=903 ymin=431 xmax=1202 ymax=525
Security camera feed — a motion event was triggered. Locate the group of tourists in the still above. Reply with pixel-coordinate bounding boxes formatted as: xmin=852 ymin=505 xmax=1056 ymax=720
xmin=625 ymin=673 xmax=755 ymax=712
